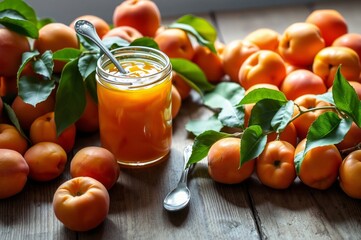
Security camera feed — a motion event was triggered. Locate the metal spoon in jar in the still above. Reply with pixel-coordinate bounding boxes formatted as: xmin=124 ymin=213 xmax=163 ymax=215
xmin=74 ymin=19 xmax=127 ymax=74
xmin=163 ymin=144 xmax=194 ymax=211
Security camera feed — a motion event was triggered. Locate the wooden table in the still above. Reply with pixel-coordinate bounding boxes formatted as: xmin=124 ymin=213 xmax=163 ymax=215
xmin=1 ymin=1 xmax=361 ymax=239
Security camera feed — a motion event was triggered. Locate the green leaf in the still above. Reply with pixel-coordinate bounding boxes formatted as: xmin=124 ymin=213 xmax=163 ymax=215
xmin=78 ymin=35 xmax=99 ymax=51
xmin=32 ymin=50 xmax=53 ymax=80
xmin=332 ymin=66 xmax=361 ymax=126
xmin=3 ymin=102 xmax=29 ymax=142
xmin=271 ymin=100 xmax=294 ymax=133
xmin=168 ymin=22 xmax=216 ymax=53
xmin=239 ymin=88 xmax=287 ymax=105
xmin=176 ymin=14 xmax=217 ymax=42
xmin=294 ymin=150 xmax=304 ymax=175
xmin=85 ymin=71 xmax=98 ymax=103
xmin=171 ymin=58 xmax=214 ymax=96
xmin=185 ymin=114 xmax=223 ymax=136
xmin=187 ymin=130 xmax=233 ymax=167
xmin=0 ymin=9 xmax=38 ymax=38
xmin=53 ymin=48 xmax=82 ymax=62
xmin=0 ymin=0 xmax=37 ymax=23
xmin=18 ymin=76 xmax=55 ymax=106
xmin=17 ymin=50 xmax=40 ymax=81
xmin=102 ymin=36 xmax=130 ymax=50
xmin=240 ymin=125 xmax=267 ymax=166
xmin=204 ymin=82 xmax=246 ymax=128
xmin=249 ymin=99 xmax=284 ymax=132
xmin=55 ymin=59 xmax=86 ymax=136
xmin=78 ymin=53 xmax=100 ymax=80
xmin=306 ymin=112 xmax=352 ymax=151
xmin=130 ymin=37 xmax=159 ymax=49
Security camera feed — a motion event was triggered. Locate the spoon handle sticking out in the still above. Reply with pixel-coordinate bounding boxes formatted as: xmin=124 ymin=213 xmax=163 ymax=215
xmin=74 ymin=19 xmax=127 ymax=74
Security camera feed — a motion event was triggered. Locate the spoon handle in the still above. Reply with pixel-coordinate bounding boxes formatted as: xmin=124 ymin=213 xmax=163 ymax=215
xmin=179 ymin=145 xmax=193 ymax=184
xmin=74 ymin=20 xmax=127 ymax=74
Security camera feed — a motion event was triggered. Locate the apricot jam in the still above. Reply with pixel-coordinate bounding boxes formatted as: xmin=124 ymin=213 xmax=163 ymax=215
xmin=96 ymin=47 xmax=172 ymax=167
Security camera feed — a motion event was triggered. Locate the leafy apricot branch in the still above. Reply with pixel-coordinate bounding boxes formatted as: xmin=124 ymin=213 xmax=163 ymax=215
xmin=186 ymin=67 xmax=361 ymax=169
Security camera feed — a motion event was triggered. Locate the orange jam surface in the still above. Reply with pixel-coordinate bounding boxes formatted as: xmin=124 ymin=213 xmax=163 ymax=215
xmin=97 ymin=59 xmax=172 ymax=167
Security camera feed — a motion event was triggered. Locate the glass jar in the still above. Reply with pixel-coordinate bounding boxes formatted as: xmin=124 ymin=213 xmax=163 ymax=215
xmin=96 ymin=46 xmax=172 ymax=168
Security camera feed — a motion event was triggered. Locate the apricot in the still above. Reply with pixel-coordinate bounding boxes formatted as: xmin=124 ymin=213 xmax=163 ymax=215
xmin=336 ymin=122 xmax=361 ymax=151
xmin=171 ymin=85 xmax=182 ymax=119
xmin=0 ymin=123 xmax=28 ymax=155
xmin=0 ymin=28 xmax=30 ymax=77
xmin=154 ymin=28 xmax=195 ymax=60
xmin=192 ymin=45 xmax=224 ymax=83
xmin=238 ymin=50 xmax=286 ymax=90
xmin=70 ymin=146 xmax=120 ymax=190
xmin=12 ymin=95 xmax=55 ymax=131
xmin=171 ymin=71 xmax=191 ymax=100
xmin=244 ymin=28 xmax=280 ymax=51
xmin=278 ymin=22 xmax=325 ymax=67
xmin=221 ymin=39 xmax=259 ymax=82
xmin=0 ymin=149 xmax=29 ymax=199
xmin=29 ymin=112 xmax=76 ymax=153
xmin=34 ymin=23 xmax=79 ymax=73
xmin=102 ymin=26 xmax=143 ymax=42
xmin=313 ymin=46 xmax=361 ymax=87
xmin=332 ymin=33 xmax=361 ymax=62
xmin=280 ymin=69 xmax=327 ymax=100
xmin=306 ymin=9 xmax=348 ymax=46
xmin=24 ymin=142 xmax=67 ymax=182
xmin=113 ymin=0 xmax=161 ymax=37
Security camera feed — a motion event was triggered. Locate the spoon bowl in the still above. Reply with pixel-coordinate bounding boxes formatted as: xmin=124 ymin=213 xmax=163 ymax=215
xmin=163 ymin=144 xmax=193 ymax=211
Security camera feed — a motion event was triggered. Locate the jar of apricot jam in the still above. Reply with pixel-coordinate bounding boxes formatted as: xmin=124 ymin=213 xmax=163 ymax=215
xmin=96 ymin=46 xmax=172 ymax=167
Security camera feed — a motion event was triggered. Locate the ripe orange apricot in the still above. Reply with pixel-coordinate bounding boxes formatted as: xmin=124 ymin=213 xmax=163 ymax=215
xmin=70 ymin=146 xmax=120 ymax=190
xmin=0 ymin=123 xmax=28 ymax=155
xmin=256 ymin=140 xmax=296 ymax=189
xmin=154 ymin=28 xmax=195 ymax=60
xmin=244 ymin=28 xmax=280 ymax=51
xmin=171 ymin=85 xmax=182 ymax=119
xmin=171 ymin=71 xmax=191 ymax=100
xmin=0 ymin=28 xmax=30 ymax=77
xmin=267 ymin=122 xmax=298 ymax=147
xmin=0 ymin=149 xmax=29 ymax=199
xmin=33 ymin=23 xmax=79 ymax=73
xmin=332 ymin=33 xmax=361 ymax=63
xmin=192 ymin=45 xmax=224 ymax=83
xmin=24 ymin=142 xmax=67 ymax=182
xmin=113 ymin=0 xmax=161 ymax=37
xmin=53 ymin=176 xmax=110 ymax=231
xmin=102 ymin=26 xmax=143 ymax=42
xmin=207 ymin=137 xmax=255 ymax=184
xmin=29 ymin=112 xmax=76 ymax=153
xmin=69 ymin=15 xmax=110 ymax=39
xmin=238 ymin=50 xmax=286 ymax=90
xmin=12 ymin=95 xmax=55 ymax=131
xmin=339 ymin=150 xmax=361 ymax=199
xmin=221 ymin=39 xmax=259 ymax=82
xmin=0 ymin=76 xmax=17 ymax=97
xmin=336 ymin=122 xmax=361 ymax=151
xmin=306 ymin=9 xmax=348 ymax=46
xmin=280 ymin=69 xmax=327 ymax=100
xmin=292 ymin=94 xmax=332 ymax=140
xmin=75 ymin=91 xmax=99 ymax=133
xmin=313 ymin=46 xmax=361 ymax=87
xmin=278 ymin=22 xmax=325 ymax=67
xmin=295 ymin=138 xmax=342 ymax=190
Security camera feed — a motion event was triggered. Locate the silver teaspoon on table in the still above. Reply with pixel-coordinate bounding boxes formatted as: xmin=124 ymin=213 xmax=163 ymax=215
xmin=163 ymin=144 xmax=194 ymax=211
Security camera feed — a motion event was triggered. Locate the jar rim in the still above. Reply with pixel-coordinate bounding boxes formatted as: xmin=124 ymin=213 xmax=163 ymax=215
xmin=96 ymin=46 xmax=172 ymax=88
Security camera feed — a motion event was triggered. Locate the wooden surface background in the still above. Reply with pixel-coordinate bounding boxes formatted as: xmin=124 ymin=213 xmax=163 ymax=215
xmin=1 ymin=1 xmax=361 ymax=239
